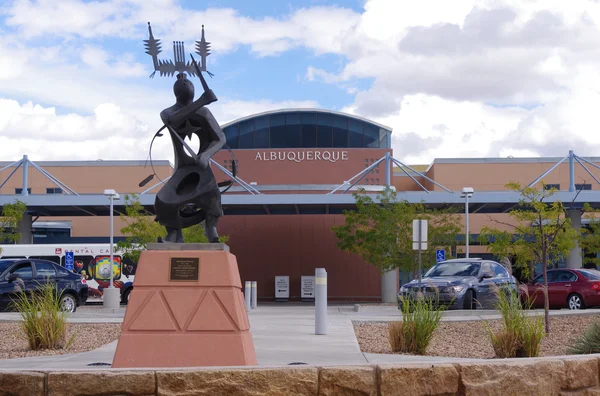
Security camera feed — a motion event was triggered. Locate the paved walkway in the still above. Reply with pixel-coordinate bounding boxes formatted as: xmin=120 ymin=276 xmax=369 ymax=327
xmin=0 ymin=303 xmax=597 ymax=369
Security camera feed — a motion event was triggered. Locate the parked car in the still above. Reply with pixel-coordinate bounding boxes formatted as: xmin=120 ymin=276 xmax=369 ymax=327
xmin=0 ymin=258 xmax=88 ymax=313
xmin=398 ymin=258 xmax=518 ymax=310
xmin=521 ymin=268 xmax=600 ymax=310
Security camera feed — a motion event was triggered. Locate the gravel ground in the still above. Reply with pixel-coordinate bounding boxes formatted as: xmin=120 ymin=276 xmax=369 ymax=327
xmin=0 ymin=323 xmax=121 ymax=360
xmin=353 ymin=315 xmax=600 ymax=358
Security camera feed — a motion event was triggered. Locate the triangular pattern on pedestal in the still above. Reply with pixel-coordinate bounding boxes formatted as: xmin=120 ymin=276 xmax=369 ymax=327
xmin=162 ymin=289 xmax=205 ymax=329
xmin=128 ymin=290 xmax=178 ymax=331
xmin=215 ymin=289 xmax=249 ymax=331
xmin=187 ymin=291 xmax=236 ymax=331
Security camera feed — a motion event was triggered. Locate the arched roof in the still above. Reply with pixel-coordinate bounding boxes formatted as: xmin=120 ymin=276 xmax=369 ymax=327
xmin=221 ymin=108 xmax=393 ymax=131
xmin=220 ymin=108 xmax=393 ymax=150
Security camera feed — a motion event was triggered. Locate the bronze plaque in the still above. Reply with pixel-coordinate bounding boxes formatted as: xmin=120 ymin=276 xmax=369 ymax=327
xmin=169 ymin=257 xmax=200 ymax=281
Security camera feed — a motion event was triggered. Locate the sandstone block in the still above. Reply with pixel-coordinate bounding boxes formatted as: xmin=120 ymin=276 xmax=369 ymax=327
xmin=0 ymin=371 xmax=45 ymax=396
xmin=459 ymin=359 xmax=565 ymax=396
xmin=157 ymin=367 xmax=318 ymax=396
xmin=560 ymin=389 xmax=600 ymax=396
xmin=318 ymin=366 xmax=377 ymax=396
xmin=378 ymin=364 xmax=459 ymax=396
xmin=562 ymin=358 xmax=599 ymax=390
xmin=47 ymin=371 xmax=155 ymax=396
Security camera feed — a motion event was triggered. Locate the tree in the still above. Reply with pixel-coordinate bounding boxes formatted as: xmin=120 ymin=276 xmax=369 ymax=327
xmin=331 ymin=187 xmax=462 ymax=276
xmin=117 ymin=194 xmax=229 ymax=263
xmin=579 ymin=204 xmax=600 ymax=269
xmin=478 ymin=182 xmax=578 ymax=334
xmin=0 ymin=200 xmax=27 ymax=253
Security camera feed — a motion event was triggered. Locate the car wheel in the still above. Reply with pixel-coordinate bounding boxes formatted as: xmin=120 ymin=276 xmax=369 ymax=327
xmin=463 ymin=289 xmax=475 ymax=310
xmin=60 ymin=293 xmax=77 ymax=313
xmin=568 ymin=293 xmax=585 ymax=310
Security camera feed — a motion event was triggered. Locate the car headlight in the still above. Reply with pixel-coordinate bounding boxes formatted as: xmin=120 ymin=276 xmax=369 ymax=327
xmin=440 ymin=286 xmax=465 ymax=293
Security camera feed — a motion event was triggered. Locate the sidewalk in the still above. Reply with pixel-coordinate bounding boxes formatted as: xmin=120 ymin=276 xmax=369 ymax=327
xmin=3 ymin=303 xmax=593 ymax=369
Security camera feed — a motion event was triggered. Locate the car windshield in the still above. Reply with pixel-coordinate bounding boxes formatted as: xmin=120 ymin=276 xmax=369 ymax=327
xmin=424 ymin=262 xmax=481 ymax=277
xmin=579 ymin=269 xmax=600 ymax=280
xmin=0 ymin=260 xmax=17 ymax=275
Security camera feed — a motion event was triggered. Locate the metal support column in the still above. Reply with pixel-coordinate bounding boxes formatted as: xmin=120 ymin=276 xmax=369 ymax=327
xmin=567 ymin=210 xmax=583 ymax=268
xmin=21 ymin=155 xmax=29 ymax=196
xmin=569 ymin=150 xmax=576 ymax=192
xmin=384 ymin=151 xmax=391 ymax=187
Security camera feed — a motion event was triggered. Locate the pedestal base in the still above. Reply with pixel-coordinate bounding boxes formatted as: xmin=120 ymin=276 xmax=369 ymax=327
xmin=102 ymin=286 xmax=121 ymax=309
xmin=112 ymin=244 xmax=257 ymax=368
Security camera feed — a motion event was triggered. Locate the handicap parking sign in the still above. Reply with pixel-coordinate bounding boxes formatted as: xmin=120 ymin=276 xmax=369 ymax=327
xmin=436 ymin=249 xmax=445 ymax=262
xmin=65 ymin=251 xmax=74 ymax=271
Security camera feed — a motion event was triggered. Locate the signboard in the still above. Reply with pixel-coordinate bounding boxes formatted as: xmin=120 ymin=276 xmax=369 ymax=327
xmin=436 ymin=249 xmax=445 ymax=263
xmin=254 ymin=150 xmax=349 ymax=163
xmin=301 ymin=276 xmax=315 ymax=299
xmin=412 ymin=219 xmax=428 ymax=250
xmin=275 ymin=276 xmax=289 ymax=300
xmin=65 ymin=251 xmax=74 ymax=271
xmin=169 ymin=257 xmax=200 ymax=281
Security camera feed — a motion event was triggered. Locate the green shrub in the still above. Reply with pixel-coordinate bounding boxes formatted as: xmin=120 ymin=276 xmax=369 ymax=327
xmin=10 ymin=279 xmax=76 ymax=350
xmin=389 ymin=294 xmax=444 ymax=355
xmin=487 ymin=285 xmax=544 ymax=358
xmin=568 ymin=320 xmax=600 ymax=355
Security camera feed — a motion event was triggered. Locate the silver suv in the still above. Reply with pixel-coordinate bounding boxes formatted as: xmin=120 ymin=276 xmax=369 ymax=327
xmin=398 ymin=258 xmax=518 ymax=310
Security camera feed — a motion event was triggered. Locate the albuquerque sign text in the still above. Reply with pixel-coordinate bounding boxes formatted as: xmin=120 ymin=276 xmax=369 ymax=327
xmin=255 ymin=150 xmax=348 ymax=163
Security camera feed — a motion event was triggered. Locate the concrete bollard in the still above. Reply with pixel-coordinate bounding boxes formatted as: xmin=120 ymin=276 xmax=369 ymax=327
xmin=244 ymin=281 xmax=251 ymax=312
xmin=251 ymin=281 xmax=257 ymax=309
xmin=315 ymin=268 xmax=328 ymax=335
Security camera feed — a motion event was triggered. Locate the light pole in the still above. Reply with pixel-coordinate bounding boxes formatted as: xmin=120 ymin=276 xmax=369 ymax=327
xmin=103 ymin=189 xmax=120 ymax=309
xmin=461 ymin=187 xmax=474 ymax=258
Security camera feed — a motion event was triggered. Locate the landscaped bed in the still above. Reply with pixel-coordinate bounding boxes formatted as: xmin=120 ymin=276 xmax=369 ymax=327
xmin=0 ymin=323 xmax=122 ymax=360
xmin=353 ymin=315 xmax=600 ymax=359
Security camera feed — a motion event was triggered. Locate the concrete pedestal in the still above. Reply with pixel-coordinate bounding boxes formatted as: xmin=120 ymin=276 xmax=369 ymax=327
xmin=102 ymin=286 xmax=120 ymax=309
xmin=112 ymin=243 xmax=257 ymax=368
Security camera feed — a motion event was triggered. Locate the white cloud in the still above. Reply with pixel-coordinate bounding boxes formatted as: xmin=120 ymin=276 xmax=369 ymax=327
xmin=3 ymin=0 xmax=600 ymax=167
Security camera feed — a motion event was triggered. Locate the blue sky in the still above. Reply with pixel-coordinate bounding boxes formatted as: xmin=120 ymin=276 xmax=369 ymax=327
xmin=0 ymin=0 xmax=599 ymax=164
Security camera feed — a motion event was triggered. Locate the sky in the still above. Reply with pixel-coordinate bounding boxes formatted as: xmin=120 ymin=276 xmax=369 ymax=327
xmin=2 ymin=0 xmax=600 ymax=165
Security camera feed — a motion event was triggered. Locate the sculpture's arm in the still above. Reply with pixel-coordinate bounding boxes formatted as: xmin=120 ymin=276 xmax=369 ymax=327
xmin=168 ymin=89 xmax=217 ymax=126
xmin=197 ymin=107 xmax=226 ymax=162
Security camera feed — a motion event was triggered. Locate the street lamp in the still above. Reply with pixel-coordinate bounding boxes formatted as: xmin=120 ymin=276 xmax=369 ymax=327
xmin=103 ymin=189 xmax=120 ymax=309
xmin=461 ymin=187 xmax=474 ymax=258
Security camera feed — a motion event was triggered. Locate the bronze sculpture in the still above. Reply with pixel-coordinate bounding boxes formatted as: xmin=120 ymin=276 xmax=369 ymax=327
xmin=141 ymin=23 xmax=233 ymax=243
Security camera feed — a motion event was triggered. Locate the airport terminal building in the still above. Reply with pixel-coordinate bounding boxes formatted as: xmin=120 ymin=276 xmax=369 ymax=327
xmin=1 ymin=108 xmax=599 ymax=301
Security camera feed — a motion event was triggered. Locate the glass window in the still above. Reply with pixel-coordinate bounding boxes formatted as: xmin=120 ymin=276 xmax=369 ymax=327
xmin=253 ymin=116 xmax=269 ymax=148
xmin=15 ymin=188 xmax=31 ymax=194
xmin=555 ymin=270 xmax=577 ymax=282
xmin=424 ymin=262 xmax=481 ymax=277
xmin=223 ymin=125 xmax=239 ymax=149
xmin=579 ymin=269 xmax=600 ymax=280
xmin=11 ymin=263 xmax=33 ymax=279
xmin=301 ymin=112 xmax=317 ymax=148
xmin=576 ymin=184 xmax=592 ymax=191
xmin=285 ymin=113 xmax=302 ymax=147
xmin=348 ymin=119 xmax=363 ymax=147
xmin=379 ymin=129 xmax=391 ymax=149
xmin=364 ymin=123 xmax=379 ymax=148
xmin=534 ymin=271 xmax=556 ymax=284
xmin=35 ymin=261 xmax=56 ymax=278
xmin=0 ymin=260 xmax=16 ymax=274
xmin=270 ymin=114 xmax=287 ymax=148
xmin=238 ymin=119 xmax=254 ymax=148
xmin=316 ymin=113 xmax=333 ymax=147
xmin=46 ymin=188 xmax=63 ymax=194
xmin=332 ymin=115 xmax=348 ymax=147
xmin=29 ymin=255 xmax=60 ymax=265
xmin=492 ymin=263 xmax=509 ymax=278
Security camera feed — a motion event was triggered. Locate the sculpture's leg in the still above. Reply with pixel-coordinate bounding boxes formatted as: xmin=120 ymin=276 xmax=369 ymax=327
xmin=164 ymin=226 xmax=184 ymax=243
xmin=204 ymin=214 xmax=220 ymax=243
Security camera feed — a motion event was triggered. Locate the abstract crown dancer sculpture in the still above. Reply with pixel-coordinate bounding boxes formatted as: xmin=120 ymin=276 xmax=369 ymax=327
xmin=141 ymin=22 xmax=235 ymax=243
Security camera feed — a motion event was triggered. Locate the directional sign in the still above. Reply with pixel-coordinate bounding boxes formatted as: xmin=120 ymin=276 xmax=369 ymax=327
xmin=65 ymin=251 xmax=74 ymax=271
xmin=436 ymin=249 xmax=445 ymax=263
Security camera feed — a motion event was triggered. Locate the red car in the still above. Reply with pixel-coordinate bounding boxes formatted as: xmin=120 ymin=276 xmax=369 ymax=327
xmin=521 ymin=268 xmax=600 ymax=310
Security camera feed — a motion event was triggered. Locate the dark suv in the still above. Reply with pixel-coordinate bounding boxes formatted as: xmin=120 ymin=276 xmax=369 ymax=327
xmin=0 ymin=258 xmax=88 ymax=313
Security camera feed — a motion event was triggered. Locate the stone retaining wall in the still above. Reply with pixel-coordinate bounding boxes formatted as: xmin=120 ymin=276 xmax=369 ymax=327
xmin=2 ymin=355 xmax=600 ymax=396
